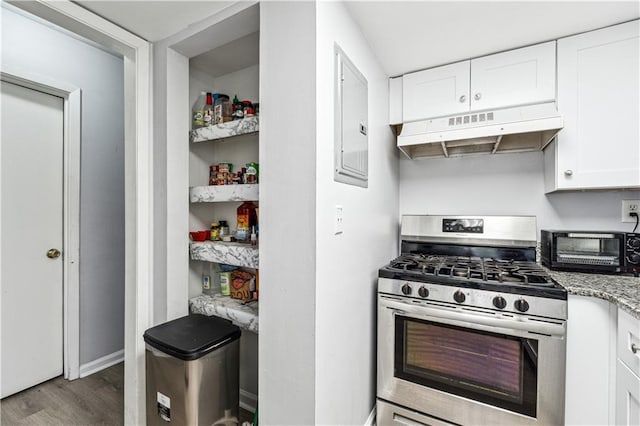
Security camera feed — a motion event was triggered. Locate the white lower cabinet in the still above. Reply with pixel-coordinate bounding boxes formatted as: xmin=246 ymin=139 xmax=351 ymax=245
xmin=617 ymin=308 xmax=640 ymax=425
xmin=565 ymin=295 xmax=617 ymax=425
xmin=617 ymin=360 xmax=640 ymax=426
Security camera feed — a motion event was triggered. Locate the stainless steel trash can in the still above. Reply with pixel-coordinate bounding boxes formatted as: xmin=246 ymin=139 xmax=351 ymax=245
xmin=143 ymin=314 xmax=241 ymax=426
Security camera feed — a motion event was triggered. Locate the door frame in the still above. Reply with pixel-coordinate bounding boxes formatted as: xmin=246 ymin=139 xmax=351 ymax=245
xmin=4 ymin=1 xmax=154 ymax=424
xmin=0 ymin=69 xmax=81 ymax=381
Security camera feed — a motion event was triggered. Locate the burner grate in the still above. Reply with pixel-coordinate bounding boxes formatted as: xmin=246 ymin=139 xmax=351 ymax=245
xmin=387 ymin=254 xmax=554 ymax=286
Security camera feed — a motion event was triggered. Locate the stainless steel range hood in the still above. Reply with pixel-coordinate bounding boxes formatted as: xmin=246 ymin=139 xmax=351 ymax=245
xmin=397 ymin=102 xmax=563 ymax=159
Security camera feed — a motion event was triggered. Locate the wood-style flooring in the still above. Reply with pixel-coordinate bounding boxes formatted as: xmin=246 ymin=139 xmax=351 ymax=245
xmin=1 ymin=363 xmax=124 ymax=425
xmin=1 ymin=362 xmax=254 ymax=426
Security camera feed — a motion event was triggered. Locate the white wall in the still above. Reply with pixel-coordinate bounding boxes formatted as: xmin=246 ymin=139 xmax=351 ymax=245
xmin=259 ymin=2 xmax=317 ymax=424
xmin=2 ymin=7 xmax=125 ymax=365
xmin=315 ymin=2 xmax=399 ymax=424
xmin=400 ymin=151 xmax=640 ymax=234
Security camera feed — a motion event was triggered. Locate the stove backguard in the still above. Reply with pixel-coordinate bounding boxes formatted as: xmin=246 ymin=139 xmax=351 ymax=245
xmin=401 ymin=241 xmax=536 ymax=262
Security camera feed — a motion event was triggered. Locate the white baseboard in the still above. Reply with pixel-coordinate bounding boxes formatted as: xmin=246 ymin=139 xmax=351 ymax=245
xmin=365 ymin=403 xmax=376 ymax=426
xmin=79 ymin=349 xmax=124 ymax=378
xmin=240 ymin=388 xmax=258 ymax=413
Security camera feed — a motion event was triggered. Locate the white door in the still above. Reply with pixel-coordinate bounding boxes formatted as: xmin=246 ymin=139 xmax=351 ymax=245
xmin=1 ymin=81 xmax=64 ymax=398
xmin=470 ymin=41 xmax=556 ymax=111
xmin=402 ymin=60 xmax=470 ymax=122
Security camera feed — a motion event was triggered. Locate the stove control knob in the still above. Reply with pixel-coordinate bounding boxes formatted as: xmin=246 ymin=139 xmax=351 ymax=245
xmin=453 ymin=290 xmax=466 ymax=304
xmin=401 ymin=283 xmax=412 ymax=295
xmin=629 ymin=253 xmax=640 ymax=265
xmin=628 ymin=238 xmax=640 ymax=248
xmin=493 ymin=296 xmax=507 ymax=310
xmin=418 ymin=286 xmax=429 ymax=298
xmin=514 ymin=298 xmax=530 ymax=313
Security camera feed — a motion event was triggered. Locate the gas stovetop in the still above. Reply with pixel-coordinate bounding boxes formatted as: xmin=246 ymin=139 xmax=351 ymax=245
xmin=379 ymin=253 xmax=567 ymax=301
xmin=379 ymin=215 xmax=568 ymax=318
xmin=388 ymin=254 xmax=554 ymax=285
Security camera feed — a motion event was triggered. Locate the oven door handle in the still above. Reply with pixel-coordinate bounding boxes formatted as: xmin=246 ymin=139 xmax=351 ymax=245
xmin=383 ymin=299 xmax=565 ymax=337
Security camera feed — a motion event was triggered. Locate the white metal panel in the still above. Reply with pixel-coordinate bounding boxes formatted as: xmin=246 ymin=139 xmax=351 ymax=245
xmin=402 ymin=60 xmax=470 ymax=122
xmin=335 ymin=45 xmax=368 ymax=187
xmin=470 ymin=41 xmax=556 ymax=111
xmin=556 ymin=20 xmax=640 ymax=190
xmin=1 ymin=81 xmax=64 ymax=398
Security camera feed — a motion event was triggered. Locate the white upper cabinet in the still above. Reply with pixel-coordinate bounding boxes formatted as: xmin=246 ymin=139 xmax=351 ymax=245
xmin=546 ymin=20 xmax=640 ymax=191
xmin=389 ymin=77 xmax=403 ymax=125
xmin=402 ymin=61 xmax=470 ymax=122
xmin=400 ymin=41 xmax=556 ymax=123
xmin=469 ymin=41 xmax=556 ymax=111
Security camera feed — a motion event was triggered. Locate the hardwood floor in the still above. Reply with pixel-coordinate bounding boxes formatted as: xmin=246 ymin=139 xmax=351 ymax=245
xmin=1 ymin=363 xmax=124 ymax=425
xmin=1 ymin=362 xmax=254 ymax=425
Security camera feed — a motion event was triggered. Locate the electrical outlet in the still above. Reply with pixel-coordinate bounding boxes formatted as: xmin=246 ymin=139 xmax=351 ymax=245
xmin=622 ymin=200 xmax=640 ymax=222
xmin=335 ymin=205 xmax=343 ymax=235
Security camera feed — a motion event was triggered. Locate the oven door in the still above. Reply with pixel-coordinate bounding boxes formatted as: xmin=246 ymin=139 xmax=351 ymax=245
xmin=377 ymin=294 xmax=566 ymax=426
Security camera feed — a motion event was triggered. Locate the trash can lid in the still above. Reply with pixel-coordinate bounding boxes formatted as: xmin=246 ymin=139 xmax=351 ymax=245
xmin=143 ymin=314 xmax=241 ymax=361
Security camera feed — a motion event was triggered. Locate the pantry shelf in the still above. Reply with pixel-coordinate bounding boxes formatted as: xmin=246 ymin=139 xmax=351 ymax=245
xmin=190 ymin=240 xmax=258 ymax=269
xmin=190 ymin=116 xmax=259 ymax=143
xmin=189 ymin=294 xmax=259 ymax=333
xmin=190 ymin=184 xmax=258 ymax=203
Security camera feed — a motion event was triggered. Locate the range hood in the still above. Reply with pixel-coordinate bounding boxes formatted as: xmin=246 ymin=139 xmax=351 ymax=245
xmin=396 ymin=102 xmax=563 ymax=159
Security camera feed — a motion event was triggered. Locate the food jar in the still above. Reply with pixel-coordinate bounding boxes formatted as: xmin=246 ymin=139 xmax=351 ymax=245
xmin=210 ymin=222 xmax=220 ymax=241
xmin=219 ymin=272 xmax=231 ymax=296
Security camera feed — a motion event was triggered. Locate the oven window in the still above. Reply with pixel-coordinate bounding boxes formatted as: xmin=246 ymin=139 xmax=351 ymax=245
xmin=395 ymin=316 xmax=538 ymax=418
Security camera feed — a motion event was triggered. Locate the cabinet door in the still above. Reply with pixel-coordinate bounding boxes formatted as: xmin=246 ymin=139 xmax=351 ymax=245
xmin=402 ymin=60 xmax=470 ymax=122
xmin=555 ymin=20 xmax=640 ymax=190
xmin=565 ymin=295 xmax=616 ymax=426
xmin=617 ymin=360 xmax=640 ymax=426
xmin=619 ymin=308 xmax=640 ymax=377
xmin=470 ymin=41 xmax=556 ymax=111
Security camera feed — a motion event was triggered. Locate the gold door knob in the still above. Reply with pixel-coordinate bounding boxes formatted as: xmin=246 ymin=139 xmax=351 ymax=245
xmin=47 ymin=248 xmax=61 ymax=259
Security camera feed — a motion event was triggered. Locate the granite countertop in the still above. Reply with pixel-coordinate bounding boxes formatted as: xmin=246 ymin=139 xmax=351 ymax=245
xmin=548 ymin=268 xmax=640 ymax=319
xmin=190 ymin=294 xmax=259 ymax=333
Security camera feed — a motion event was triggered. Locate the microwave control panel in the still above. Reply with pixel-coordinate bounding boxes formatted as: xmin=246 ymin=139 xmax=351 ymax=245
xmin=626 ymin=233 xmax=640 ymax=275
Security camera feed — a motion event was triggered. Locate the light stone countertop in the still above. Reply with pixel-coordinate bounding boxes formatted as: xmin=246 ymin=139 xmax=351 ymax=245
xmin=190 ymin=294 xmax=258 ymax=333
xmin=548 ymin=268 xmax=640 ymax=319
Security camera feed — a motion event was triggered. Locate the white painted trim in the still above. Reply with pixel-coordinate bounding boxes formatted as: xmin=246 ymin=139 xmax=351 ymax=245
xmin=0 ymin=67 xmax=81 ymax=381
xmin=364 ymin=404 xmax=376 ymax=426
xmin=6 ymin=2 xmax=154 ymax=425
xmin=79 ymin=349 xmax=124 ymax=378
xmin=240 ymin=388 xmax=258 ymax=413
xmin=64 ymin=88 xmax=81 ymax=381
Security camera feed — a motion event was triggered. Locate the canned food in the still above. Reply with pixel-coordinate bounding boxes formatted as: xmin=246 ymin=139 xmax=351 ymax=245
xmin=209 ymin=165 xmax=217 ymax=185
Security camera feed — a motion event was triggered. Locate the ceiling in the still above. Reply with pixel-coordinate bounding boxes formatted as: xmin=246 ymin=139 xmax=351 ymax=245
xmin=346 ymin=1 xmax=640 ymax=76
xmin=72 ymin=1 xmax=639 ymax=77
xmin=73 ymin=1 xmax=234 ymax=42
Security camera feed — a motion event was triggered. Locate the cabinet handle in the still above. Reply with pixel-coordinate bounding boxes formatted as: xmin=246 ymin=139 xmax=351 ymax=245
xmin=632 ymin=343 xmax=639 ymax=354
xmin=459 ymin=95 xmax=466 ymax=103
xmin=474 ymin=93 xmax=482 ymax=101
xmin=564 ymin=170 xmax=573 ymax=176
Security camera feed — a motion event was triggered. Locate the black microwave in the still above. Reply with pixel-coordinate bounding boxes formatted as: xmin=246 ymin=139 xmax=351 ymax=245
xmin=541 ymin=230 xmax=640 ymax=275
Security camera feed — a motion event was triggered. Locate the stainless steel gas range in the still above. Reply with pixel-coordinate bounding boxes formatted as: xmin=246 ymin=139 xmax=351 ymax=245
xmin=377 ymin=215 xmax=567 ymax=426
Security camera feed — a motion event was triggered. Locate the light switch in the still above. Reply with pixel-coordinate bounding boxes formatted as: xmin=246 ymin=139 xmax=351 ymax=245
xmin=335 ymin=205 xmax=343 ymax=235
